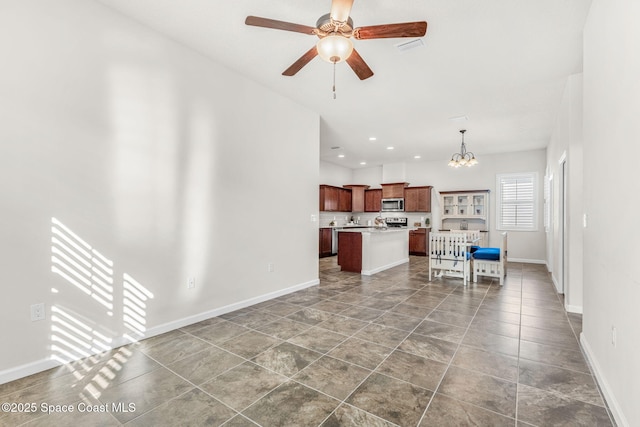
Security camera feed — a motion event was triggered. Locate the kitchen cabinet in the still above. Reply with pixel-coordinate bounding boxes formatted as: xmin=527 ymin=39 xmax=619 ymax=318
xmin=364 ymin=189 xmax=382 ymax=212
xmin=337 ymin=232 xmax=362 ymax=273
xmin=339 ymin=187 xmax=352 ymax=212
xmin=319 ymin=185 xmax=352 ymax=212
xmin=409 ymin=228 xmax=429 ymax=256
xmin=343 ymin=185 xmax=369 ymax=213
xmin=404 ymin=186 xmax=432 ymax=212
xmin=338 ymin=229 xmax=409 ymax=274
xmin=319 ymin=228 xmax=333 ymax=257
xmin=381 ymin=182 xmax=409 ymax=199
xmin=319 ymin=185 xmax=338 ymax=211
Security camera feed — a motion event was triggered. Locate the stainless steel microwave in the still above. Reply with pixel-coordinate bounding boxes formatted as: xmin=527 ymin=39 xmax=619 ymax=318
xmin=381 ymin=198 xmax=404 ymax=212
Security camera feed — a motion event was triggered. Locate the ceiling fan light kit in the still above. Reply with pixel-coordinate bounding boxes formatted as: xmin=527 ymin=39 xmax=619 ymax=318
xmin=244 ymin=0 xmax=427 ymax=81
xmin=317 ymin=34 xmax=353 ymax=63
xmin=448 ymin=129 xmax=478 ymax=168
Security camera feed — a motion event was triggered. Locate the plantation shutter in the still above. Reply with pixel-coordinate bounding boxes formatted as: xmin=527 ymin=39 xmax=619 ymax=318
xmin=497 ymin=173 xmax=537 ymax=231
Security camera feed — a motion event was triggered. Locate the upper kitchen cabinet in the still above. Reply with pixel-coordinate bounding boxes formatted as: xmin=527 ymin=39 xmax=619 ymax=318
xmin=381 ymin=182 xmax=409 ymax=199
xmin=343 ymin=185 xmax=370 ymax=213
xmin=339 ymin=187 xmax=352 ymax=212
xmin=404 ymin=186 xmax=432 ymax=212
xmin=320 ymin=185 xmax=338 ymax=211
xmin=364 ymin=189 xmax=382 ymax=212
xmin=319 ymin=185 xmax=352 ymax=212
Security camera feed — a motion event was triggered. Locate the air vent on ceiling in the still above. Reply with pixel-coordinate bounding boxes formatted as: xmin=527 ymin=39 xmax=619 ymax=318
xmin=395 ymin=39 xmax=424 ymax=52
xmin=448 ymin=115 xmax=469 ymax=123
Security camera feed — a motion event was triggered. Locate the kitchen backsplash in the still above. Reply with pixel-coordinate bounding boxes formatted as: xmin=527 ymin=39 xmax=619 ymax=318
xmin=319 ymin=211 xmax=432 ymax=228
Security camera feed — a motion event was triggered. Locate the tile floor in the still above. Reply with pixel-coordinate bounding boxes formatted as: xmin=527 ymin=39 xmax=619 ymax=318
xmin=0 ymin=257 xmax=615 ymax=426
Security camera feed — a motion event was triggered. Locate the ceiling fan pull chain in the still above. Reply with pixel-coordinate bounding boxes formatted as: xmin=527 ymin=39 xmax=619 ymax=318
xmin=333 ymin=61 xmax=337 ymax=99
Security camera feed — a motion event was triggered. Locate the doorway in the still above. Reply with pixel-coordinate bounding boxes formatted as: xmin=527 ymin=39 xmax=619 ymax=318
xmin=559 ymin=155 xmax=567 ymax=294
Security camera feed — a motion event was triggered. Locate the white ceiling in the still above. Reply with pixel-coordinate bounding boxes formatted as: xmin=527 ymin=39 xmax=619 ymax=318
xmin=96 ymin=0 xmax=592 ymax=169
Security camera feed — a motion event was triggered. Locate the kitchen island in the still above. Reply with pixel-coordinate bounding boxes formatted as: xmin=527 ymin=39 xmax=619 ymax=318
xmin=337 ymin=228 xmax=410 ymax=275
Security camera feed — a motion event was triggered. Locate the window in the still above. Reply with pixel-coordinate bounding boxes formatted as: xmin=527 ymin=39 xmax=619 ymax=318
xmin=496 ymin=173 xmax=538 ymax=231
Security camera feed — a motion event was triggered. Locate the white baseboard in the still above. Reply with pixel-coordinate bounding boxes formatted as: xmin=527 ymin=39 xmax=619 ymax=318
xmin=0 ymin=359 xmax=61 ymax=386
xmin=142 ymin=278 xmax=320 ymax=338
xmin=564 ymin=304 xmax=583 ymax=314
xmin=508 ymin=257 xmax=546 ymax=264
xmin=550 ymin=273 xmax=562 ymax=293
xmin=0 ymin=278 xmax=319 ymax=385
xmin=580 ymin=333 xmax=629 ymax=427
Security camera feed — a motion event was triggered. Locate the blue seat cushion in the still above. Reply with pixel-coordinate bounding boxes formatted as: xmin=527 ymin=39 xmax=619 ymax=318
xmin=473 ymin=247 xmax=500 ymax=261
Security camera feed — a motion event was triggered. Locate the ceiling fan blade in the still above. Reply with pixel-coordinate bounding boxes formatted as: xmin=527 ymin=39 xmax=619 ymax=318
xmin=330 ymin=0 xmax=354 ymax=23
xmin=282 ymin=46 xmax=318 ymax=76
xmin=354 ymin=21 xmax=427 ymax=40
xmin=346 ymin=49 xmax=374 ymax=80
xmin=245 ymin=16 xmax=317 ymax=35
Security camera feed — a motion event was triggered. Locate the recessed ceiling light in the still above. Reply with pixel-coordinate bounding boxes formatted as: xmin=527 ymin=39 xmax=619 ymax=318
xmin=369 ymin=137 xmax=377 ymax=141
xmin=414 ymin=155 xmax=421 ymax=159
xmin=360 ymin=161 xmax=367 ymax=165
xmin=387 ymin=146 xmax=394 ymax=150
xmin=338 ymin=154 xmax=345 ymax=158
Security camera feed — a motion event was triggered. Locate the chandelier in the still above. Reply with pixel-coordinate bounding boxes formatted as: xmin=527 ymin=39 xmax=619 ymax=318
xmin=448 ymin=129 xmax=478 ymax=168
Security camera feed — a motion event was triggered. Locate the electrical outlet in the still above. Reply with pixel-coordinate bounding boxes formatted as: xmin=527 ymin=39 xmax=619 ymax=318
xmin=267 ymin=263 xmax=274 ymax=273
xmin=310 ymin=214 xmax=317 ymax=222
xmin=188 ymin=277 xmax=196 ymax=289
xmin=31 ymin=303 xmax=45 ymax=321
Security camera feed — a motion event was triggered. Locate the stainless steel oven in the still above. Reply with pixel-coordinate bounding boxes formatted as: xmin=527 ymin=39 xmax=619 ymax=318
xmin=385 ymin=217 xmax=408 ymax=227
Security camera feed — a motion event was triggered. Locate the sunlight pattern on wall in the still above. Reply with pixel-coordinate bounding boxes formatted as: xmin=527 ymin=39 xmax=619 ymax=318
xmin=49 ymin=305 xmax=138 ymax=401
xmin=50 ymin=217 xmax=114 ymax=315
xmin=50 ymin=306 xmax=113 ymax=366
xmin=48 ymin=217 xmax=155 ymax=400
xmin=123 ymin=273 xmax=154 ymax=343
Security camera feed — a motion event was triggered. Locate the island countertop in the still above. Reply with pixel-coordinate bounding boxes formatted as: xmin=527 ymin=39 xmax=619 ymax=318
xmin=337 ymin=227 xmax=417 ymax=233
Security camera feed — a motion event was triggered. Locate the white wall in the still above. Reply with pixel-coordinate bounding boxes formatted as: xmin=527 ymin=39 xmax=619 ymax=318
xmin=0 ymin=0 xmax=319 ymax=380
xmin=324 ymin=149 xmax=547 ymax=262
xmin=319 ymin=161 xmax=352 ymax=187
xmin=353 ymin=166 xmax=383 ymax=189
xmin=581 ymin=1 xmax=640 ymax=425
xmin=546 ymin=74 xmax=584 ymax=312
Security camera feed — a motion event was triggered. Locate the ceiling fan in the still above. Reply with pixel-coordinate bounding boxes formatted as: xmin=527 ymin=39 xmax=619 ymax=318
xmin=245 ymin=0 xmax=427 ymax=80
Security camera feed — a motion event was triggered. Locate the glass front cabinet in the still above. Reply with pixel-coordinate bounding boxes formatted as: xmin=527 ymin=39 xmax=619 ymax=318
xmin=441 ymin=190 xmax=488 ymax=219
xmin=440 ymin=190 xmax=490 ymax=246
